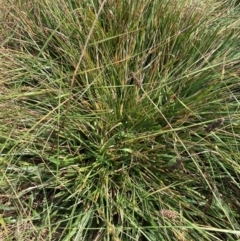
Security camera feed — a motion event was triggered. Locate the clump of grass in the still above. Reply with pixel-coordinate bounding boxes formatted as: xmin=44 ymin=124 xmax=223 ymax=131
xmin=0 ymin=0 xmax=240 ymax=240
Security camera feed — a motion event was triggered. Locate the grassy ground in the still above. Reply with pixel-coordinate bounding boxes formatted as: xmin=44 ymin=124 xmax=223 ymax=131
xmin=0 ymin=0 xmax=240 ymax=240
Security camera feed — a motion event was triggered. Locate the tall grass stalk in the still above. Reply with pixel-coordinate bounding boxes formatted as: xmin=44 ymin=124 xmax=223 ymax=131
xmin=0 ymin=0 xmax=240 ymax=240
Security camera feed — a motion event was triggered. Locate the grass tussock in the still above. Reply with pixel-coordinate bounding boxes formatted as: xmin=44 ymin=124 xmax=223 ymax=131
xmin=0 ymin=0 xmax=240 ymax=240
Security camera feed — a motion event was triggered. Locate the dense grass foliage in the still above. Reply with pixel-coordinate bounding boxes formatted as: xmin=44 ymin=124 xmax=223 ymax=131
xmin=0 ymin=0 xmax=240 ymax=240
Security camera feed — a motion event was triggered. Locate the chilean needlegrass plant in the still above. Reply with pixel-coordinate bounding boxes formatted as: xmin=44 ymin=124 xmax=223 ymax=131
xmin=1 ymin=0 xmax=240 ymax=240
